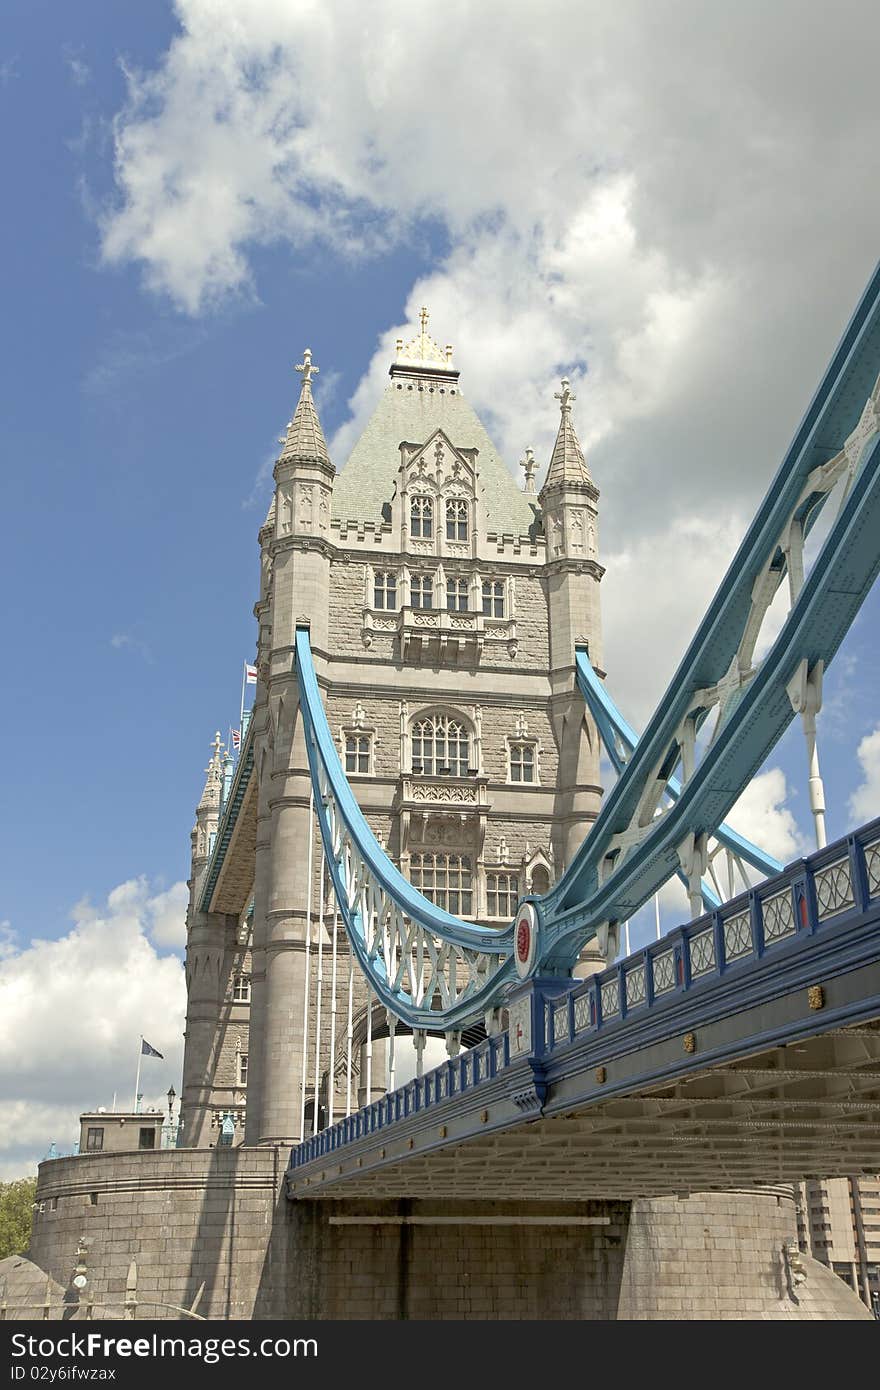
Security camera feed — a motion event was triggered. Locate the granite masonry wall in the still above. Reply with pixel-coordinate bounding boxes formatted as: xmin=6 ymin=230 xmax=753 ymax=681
xmin=27 ymin=1151 xmax=871 ymax=1320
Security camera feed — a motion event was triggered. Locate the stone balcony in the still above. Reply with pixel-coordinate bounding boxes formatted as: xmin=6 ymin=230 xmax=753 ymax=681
xmin=397 ymin=773 xmax=491 ymax=851
xmin=362 ymin=605 xmax=518 ymax=661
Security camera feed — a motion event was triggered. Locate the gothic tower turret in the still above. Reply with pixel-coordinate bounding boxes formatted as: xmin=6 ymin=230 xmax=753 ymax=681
xmin=247 ymin=351 xmax=336 ymax=1145
xmin=539 ymin=380 xmax=605 ymax=877
xmin=181 ymin=734 xmax=239 ymax=1146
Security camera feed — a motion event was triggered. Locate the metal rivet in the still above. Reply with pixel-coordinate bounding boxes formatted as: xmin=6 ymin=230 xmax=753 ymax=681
xmin=595 ymin=1066 xmax=607 ymax=1084
xmin=683 ymin=1032 xmax=696 ymax=1054
xmin=808 ymin=984 xmax=825 ymax=1010
xmin=407 ymin=1137 xmax=414 ymax=1149
xmin=480 ymin=1110 xmax=489 ymax=1124
xmin=439 ymin=1125 xmax=447 ymax=1138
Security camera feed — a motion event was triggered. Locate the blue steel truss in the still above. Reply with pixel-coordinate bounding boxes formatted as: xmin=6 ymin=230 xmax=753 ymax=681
xmin=574 ymin=647 xmax=782 ymax=909
xmin=294 ymin=260 xmax=880 ymax=1027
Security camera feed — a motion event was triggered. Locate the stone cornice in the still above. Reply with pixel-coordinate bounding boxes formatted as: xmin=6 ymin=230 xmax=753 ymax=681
xmin=543 ymin=557 xmax=605 ymax=581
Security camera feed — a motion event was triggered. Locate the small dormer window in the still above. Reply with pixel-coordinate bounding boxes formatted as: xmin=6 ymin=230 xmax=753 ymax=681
xmin=446 ymin=577 xmax=469 ymax=612
xmin=411 ymin=496 xmax=434 ymax=539
xmin=374 ymin=571 xmax=397 ymax=610
xmin=482 ymin=580 xmax=505 ymax=618
xmin=446 ymin=499 xmax=468 ymax=541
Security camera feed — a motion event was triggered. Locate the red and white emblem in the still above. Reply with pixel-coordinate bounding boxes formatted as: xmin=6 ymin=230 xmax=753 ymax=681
xmin=514 ymin=902 xmax=538 ymax=979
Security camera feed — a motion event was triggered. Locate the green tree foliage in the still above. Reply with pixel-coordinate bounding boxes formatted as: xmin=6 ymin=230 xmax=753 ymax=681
xmin=0 ymin=1178 xmax=37 ymax=1259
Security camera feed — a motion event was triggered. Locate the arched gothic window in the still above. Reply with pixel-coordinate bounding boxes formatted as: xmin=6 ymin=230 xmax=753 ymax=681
xmin=446 ymin=498 xmax=468 ymax=541
xmin=411 ymin=713 xmax=470 ymax=777
xmin=410 ymin=495 xmax=434 ymax=539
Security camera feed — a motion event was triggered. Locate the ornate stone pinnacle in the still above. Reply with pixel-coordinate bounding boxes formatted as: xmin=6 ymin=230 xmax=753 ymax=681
xmin=520 ymin=447 xmax=537 ymax=494
xmin=206 ymin=731 xmax=223 ymax=774
xmin=555 ymin=378 xmax=575 ymax=412
xmin=295 ymin=348 xmax=319 ymax=388
xmin=394 ymin=307 xmax=454 ymax=370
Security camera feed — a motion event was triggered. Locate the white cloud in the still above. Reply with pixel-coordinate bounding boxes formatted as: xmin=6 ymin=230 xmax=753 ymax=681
xmin=725 ymin=768 xmax=806 ymax=866
xmin=146 ymin=880 xmax=189 ymax=948
xmin=99 ymin=1 xmax=880 ymax=733
xmin=110 ymin=632 xmax=153 ymax=664
xmin=63 ymin=46 xmax=91 ymax=88
xmin=0 ymin=881 xmax=186 ymax=1179
xmin=849 ymin=727 xmax=880 ymax=824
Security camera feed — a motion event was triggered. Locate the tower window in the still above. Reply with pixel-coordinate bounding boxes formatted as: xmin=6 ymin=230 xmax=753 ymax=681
xmin=374 ymin=571 xmax=397 ymax=610
xmin=509 ymin=742 xmax=536 ymax=783
xmin=446 ymin=577 xmax=469 ymax=612
xmin=237 ymin=1053 xmax=249 ymax=1087
xmin=487 ymin=872 xmax=519 ymax=919
xmin=86 ymin=1127 xmax=104 ymax=1152
xmin=411 ymin=573 xmax=434 ymax=609
xmin=138 ymin=1127 xmax=156 ymax=1150
xmin=446 ymin=499 xmax=468 ymax=542
xmin=410 ymin=853 xmax=472 ymax=915
xmin=410 ymin=496 xmax=434 ymax=539
xmin=482 ymin=580 xmax=505 ymax=618
xmin=232 ymin=973 xmax=251 ymax=1003
xmin=345 ymin=734 xmax=371 ymax=774
xmin=411 ymin=714 xmax=470 ymax=777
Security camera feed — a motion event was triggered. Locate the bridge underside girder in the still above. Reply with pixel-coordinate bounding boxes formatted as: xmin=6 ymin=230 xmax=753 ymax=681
xmin=291 ymin=1021 xmax=880 ymax=1201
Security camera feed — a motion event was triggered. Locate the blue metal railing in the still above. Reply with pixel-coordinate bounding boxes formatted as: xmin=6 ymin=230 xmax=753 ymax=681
xmin=289 ymin=815 xmax=880 ymax=1173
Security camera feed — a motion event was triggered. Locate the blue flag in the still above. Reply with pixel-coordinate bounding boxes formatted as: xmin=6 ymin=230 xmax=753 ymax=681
xmin=141 ymin=1038 xmax=164 ymax=1059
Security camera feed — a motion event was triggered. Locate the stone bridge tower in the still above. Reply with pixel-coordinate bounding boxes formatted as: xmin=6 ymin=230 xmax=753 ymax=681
xmin=28 ymin=310 xmax=875 ymax=1325
xmin=180 ymin=312 xmax=606 ymax=1148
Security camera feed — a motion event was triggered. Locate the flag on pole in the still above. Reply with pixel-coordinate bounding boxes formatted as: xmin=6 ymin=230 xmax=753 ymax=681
xmin=231 ymin=728 xmax=241 ymax=750
xmin=244 ymin=663 xmax=257 ymax=684
xmin=141 ymin=1039 xmax=164 ymax=1059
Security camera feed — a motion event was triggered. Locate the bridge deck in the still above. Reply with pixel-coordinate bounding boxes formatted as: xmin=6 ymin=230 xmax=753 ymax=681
xmin=288 ymin=820 xmax=880 ymax=1200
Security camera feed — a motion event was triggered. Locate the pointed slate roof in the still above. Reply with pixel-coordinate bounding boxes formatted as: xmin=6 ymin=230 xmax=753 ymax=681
xmin=279 ymin=348 xmax=332 ymax=468
xmin=542 ymin=378 xmax=592 ymax=492
xmin=332 ymin=316 xmax=538 ymax=536
xmin=332 ymin=380 xmax=537 ymax=536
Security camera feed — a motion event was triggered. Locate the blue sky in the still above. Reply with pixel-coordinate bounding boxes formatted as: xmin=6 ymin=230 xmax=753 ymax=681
xmin=1 ymin=0 xmax=878 ymax=1175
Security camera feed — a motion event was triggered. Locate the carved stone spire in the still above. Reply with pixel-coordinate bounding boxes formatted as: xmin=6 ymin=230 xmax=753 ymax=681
xmin=541 ymin=378 xmax=592 ymax=494
xmin=279 ymin=348 xmax=332 ymax=469
xmin=198 ymin=731 xmax=224 ymax=812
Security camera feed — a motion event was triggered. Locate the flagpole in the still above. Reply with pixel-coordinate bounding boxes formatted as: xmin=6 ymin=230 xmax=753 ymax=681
xmin=239 ymin=663 xmax=247 ymax=736
xmin=133 ymin=1036 xmax=143 ymax=1113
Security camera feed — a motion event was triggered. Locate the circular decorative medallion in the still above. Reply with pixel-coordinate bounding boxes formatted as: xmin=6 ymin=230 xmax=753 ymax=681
xmin=514 ymin=901 xmax=538 ymax=979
